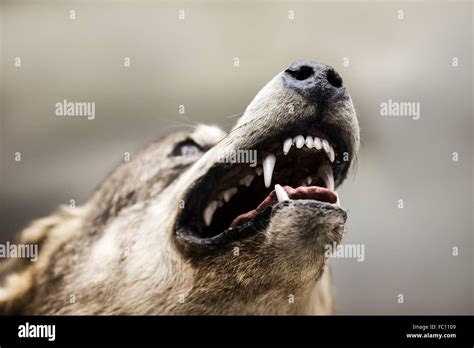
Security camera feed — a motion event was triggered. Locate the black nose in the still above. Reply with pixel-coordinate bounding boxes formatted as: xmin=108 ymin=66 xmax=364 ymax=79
xmin=283 ymin=60 xmax=344 ymax=104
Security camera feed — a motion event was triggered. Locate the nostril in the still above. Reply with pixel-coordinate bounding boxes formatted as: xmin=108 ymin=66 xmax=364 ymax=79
xmin=327 ymin=69 xmax=343 ymax=88
xmin=286 ymin=65 xmax=314 ymax=81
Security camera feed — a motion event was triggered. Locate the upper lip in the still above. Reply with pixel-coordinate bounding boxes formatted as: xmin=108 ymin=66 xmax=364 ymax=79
xmin=174 ymin=124 xmax=351 ymax=248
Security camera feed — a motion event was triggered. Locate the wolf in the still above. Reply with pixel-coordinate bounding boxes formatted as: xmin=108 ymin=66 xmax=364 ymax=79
xmin=0 ymin=60 xmax=360 ymax=315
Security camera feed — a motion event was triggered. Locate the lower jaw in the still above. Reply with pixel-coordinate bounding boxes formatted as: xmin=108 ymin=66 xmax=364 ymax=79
xmin=178 ymin=183 xmax=339 ymax=248
xmin=175 ymin=196 xmax=344 ymax=253
xmin=228 ymin=184 xmax=338 ymax=229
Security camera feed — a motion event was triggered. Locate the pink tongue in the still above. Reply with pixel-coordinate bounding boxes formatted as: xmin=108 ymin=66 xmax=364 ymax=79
xmin=229 ymin=185 xmax=337 ymax=229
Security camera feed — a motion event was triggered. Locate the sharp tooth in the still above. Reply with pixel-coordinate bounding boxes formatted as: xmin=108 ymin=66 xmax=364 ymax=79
xmin=239 ymin=174 xmax=254 ymax=187
xmin=334 ymin=192 xmax=341 ymax=207
xmin=275 ymin=184 xmax=290 ymax=202
xmin=328 ymin=144 xmax=335 ymax=163
xmin=283 ymin=138 xmax=293 ymax=155
xmin=307 ymin=176 xmax=312 ymax=185
xmin=203 ymin=201 xmax=218 ymax=226
xmin=318 ymin=165 xmax=335 ymax=191
xmin=322 ymin=139 xmax=330 ymax=153
xmin=294 ymin=135 xmax=304 ymax=149
xmin=222 ymin=187 xmax=238 ymax=202
xmin=305 ymin=136 xmax=314 ymax=148
xmin=262 ymin=154 xmax=276 ymax=188
xmin=314 ymin=137 xmax=322 ymax=150
xmin=255 ymin=167 xmax=263 ymax=176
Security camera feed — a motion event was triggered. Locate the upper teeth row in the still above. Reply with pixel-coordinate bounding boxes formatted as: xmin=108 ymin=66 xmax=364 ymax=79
xmin=203 ymin=136 xmax=336 ymax=226
xmin=262 ymin=152 xmax=334 ymax=190
xmin=283 ymin=135 xmax=335 ymax=163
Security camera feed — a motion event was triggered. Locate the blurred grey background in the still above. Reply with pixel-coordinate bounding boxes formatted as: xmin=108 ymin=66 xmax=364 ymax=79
xmin=0 ymin=0 xmax=472 ymax=314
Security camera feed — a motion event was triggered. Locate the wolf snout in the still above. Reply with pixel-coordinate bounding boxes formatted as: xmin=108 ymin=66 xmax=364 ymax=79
xmin=283 ymin=60 xmax=345 ymax=104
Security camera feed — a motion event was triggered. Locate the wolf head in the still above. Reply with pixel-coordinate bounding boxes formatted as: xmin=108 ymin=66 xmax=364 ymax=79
xmin=0 ymin=60 xmax=360 ymax=315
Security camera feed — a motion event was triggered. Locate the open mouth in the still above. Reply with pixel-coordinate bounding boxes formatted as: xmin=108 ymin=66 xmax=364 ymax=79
xmin=175 ymin=129 xmax=350 ymax=248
